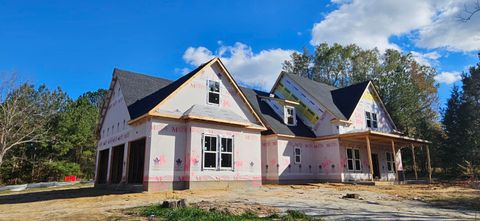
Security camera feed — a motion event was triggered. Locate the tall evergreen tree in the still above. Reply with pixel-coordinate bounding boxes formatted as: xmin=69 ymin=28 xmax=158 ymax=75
xmin=459 ymin=62 xmax=480 ymax=167
xmin=441 ymin=85 xmax=463 ymax=172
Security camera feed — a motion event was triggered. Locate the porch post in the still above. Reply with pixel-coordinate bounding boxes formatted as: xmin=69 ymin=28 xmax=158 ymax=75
xmin=410 ymin=143 xmax=418 ymax=180
xmin=366 ymin=136 xmax=374 ymax=181
xmin=426 ymin=145 xmax=432 ymax=183
xmin=391 ymin=140 xmax=399 ymax=183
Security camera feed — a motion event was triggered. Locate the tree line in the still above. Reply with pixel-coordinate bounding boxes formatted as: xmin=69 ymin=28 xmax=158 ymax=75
xmin=0 ymin=75 xmax=106 ymax=184
xmin=283 ymin=43 xmax=478 ymax=179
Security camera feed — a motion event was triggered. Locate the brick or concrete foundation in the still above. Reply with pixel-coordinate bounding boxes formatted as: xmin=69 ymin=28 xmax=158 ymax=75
xmin=263 ymin=179 xmax=342 ymax=185
xmin=94 ymin=183 xmax=145 ymax=192
xmin=144 ymin=180 xmax=262 ymax=192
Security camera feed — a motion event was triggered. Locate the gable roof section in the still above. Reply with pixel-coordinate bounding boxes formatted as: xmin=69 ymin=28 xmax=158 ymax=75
xmin=277 ymin=74 xmax=396 ymax=129
xmin=284 ymin=73 xmax=347 ymax=120
xmin=331 ymin=81 xmax=370 ymax=120
xmin=241 ymin=87 xmax=316 ymax=138
xmin=147 ymin=58 xmax=266 ymax=128
xmin=115 ymin=60 xmax=211 ymax=120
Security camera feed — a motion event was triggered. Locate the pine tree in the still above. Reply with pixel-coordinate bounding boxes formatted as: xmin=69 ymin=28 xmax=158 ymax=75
xmin=441 ymin=85 xmax=463 ymax=173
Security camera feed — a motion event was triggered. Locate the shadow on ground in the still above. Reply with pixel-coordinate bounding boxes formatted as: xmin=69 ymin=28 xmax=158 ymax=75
xmin=0 ymin=187 xmax=134 ymax=205
xmin=427 ymin=197 xmax=480 ymax=212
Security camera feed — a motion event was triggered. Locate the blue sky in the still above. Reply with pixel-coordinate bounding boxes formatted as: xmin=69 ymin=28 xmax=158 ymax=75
xmin=1 ymin=0 xmax=479 ymax=110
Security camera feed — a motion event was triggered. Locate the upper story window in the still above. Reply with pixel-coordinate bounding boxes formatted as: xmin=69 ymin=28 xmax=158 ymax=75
xmin=365 ymin=111 xmax=378 ymax=129
xmin=284 ymin=106 xmax=296 ymax=126
xmin=207 ymin=80 xmax=220 ymax=105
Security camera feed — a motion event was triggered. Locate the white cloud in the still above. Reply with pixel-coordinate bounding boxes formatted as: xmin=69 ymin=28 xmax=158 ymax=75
xmin=311 ymin=0 xmax=480 ymax=52
xmin=416 ymin=1 xmax=480 ymax=52
xmin=311 ymin=0 xmax=434 ymax=51
xmin=434 ymin=71 xmax=462 ymax=84
xmin=411 ymin=51 xmax=441 ymax=66
xmin=183 ymin=47 xmax=214 ymax=66
xmin=182 ymin=42 xmax=296 ymax=90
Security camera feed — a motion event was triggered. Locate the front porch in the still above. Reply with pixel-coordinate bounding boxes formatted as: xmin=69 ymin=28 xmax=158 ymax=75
xmin=333 ymin=130 xmax=432 ymax=184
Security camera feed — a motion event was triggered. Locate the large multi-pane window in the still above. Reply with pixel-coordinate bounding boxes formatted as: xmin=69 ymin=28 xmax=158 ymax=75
xmin=220 ymin=137 xmax=233 ymax=168
xmin=386 ymin=152 xmax=395 ymax=172
xmin=207 ymin=80 xmax=220 ymax=104
xmin=347 ymin=148 xmax=361 ymax=172
xmin=203 ymin=135 xmax=234 ymax=170
xmin=203 ymin=136 xmax=217 ymax=169
xmin=365 ymin=111 xmax=378 ymax=129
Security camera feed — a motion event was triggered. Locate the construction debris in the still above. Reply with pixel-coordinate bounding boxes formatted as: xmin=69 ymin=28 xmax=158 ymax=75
xmin=161 ymin=199 xmax=189 ymax=208
xmin=342 ymin=193 xmax=360 ymax=199
xmin=194 ymin=201 xmax=280 ymax=217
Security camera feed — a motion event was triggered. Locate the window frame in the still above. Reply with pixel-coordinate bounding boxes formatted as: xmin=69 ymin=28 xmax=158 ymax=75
xmin=294 ymin=147 xmax=301 ymax=164
xmin=219 ymin=136 xmax=234 ymax=170
xmin=284 ymin=105 xmax=297 ymax=126
xmin=346 ymin=148 xmax=361 ymax=172
xmin=371 ymin=113 xmax=378 ymax=129
xmin=365 ymin=111 xmax=378 ymax=129
xmin=201 ymin=134 xmax=235 ymax=171
xmin=202 ymin=134 xmax=218 ymax=170
xmin=207 ymin=80 xmax=220 ymax=105
xmin=386 ymin=152 xmax=395 ymax=172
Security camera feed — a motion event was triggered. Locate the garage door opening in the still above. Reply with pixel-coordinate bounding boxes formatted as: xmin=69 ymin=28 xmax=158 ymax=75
xmin=96 ymin=149 xmax=109 ymax=184
xmin=110 ymin=144 xmax=125 ymax=184
xmin=128 ymin=138 xmax=146 ymax=184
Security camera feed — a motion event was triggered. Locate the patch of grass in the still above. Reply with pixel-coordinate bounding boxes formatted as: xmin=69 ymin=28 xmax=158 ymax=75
xmin=139 ymin=205 xmax=321 ymax=221
xmin=142 ymin=205 xmax=258 ymax=220
xmin=284 ymin=210 xmax=313 ymax=220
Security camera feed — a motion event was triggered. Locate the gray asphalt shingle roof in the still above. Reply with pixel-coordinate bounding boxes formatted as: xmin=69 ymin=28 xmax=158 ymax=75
xmin=240 ymin=87 xmax=316 ymax=138
xmin=114 ymin=60 xmax=211 ymax=119
xmin=331 ymin=81 xmax=371 ymax=120
xmin=285 ymin=73 xmax=370 ymax=120
xmin=285 ymin=73 xmax=347 ymax=120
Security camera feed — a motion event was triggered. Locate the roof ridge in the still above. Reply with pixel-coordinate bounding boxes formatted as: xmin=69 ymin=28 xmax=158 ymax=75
xmin=114 ymin=67 xmax=173 ymax=83
xmin=284 ymin=73 xmax=338 ymax=90
xmin=332 ymin=80 xmax=371 ymax=92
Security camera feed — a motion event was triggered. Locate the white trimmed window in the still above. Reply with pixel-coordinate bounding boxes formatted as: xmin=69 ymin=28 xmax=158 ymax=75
xmin=347 ymin=148 xmax=361 ymax=172
xmin=386 ymin=152 xmax=395 ymax=172
xmin=365 ymin=112 xmax=378 ymax=129
xmin=207 ymin=80 xmax=220 ymax=105
xmin=284 ymin=106 xmax=296 ymax=126
xmin=294 ymin=147 xmax=301 ymax=164
xmin=220 ymin=137 xmax=233 ymax=169
xmin=202 ymin=135 xmax=234 ymax=170
xmin=203 ymin=135 xmax=217 ymax=169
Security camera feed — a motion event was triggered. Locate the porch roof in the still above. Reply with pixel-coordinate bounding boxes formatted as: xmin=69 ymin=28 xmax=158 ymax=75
xmin=318 ymin=130 xmax=431 ymax=145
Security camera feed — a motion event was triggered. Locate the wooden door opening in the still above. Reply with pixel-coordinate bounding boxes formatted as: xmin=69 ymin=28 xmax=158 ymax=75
xmin=127 ymin=138 xmax=146 ymax=184
xmin=372 ymin=153 xmax=380 ymax=179
xmin=97 ymin=149 xmax=109 ymax=184
xmin=110 ymin=144 xmax=125 ymax=184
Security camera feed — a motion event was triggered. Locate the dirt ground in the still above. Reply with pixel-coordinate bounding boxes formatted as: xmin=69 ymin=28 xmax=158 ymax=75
xmin=0 ymin=183 xmax=478 ymax=221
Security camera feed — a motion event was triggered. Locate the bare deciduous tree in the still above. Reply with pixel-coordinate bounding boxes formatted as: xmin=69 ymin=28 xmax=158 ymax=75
xmin=0 ymin=74 xmax=48 ymax=168
xmin=459 ymin=0 xmax=480 ymax=22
